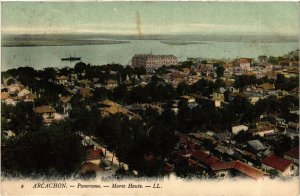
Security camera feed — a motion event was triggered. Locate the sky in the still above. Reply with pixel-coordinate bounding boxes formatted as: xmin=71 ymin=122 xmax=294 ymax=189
xmin=2 ymin=2 xmax=299 ymax=36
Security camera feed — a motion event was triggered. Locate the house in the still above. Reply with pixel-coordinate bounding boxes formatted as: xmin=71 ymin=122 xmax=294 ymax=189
xmin=258 ymin=55 xmax=268 ymax=64
xmin=33 ymin=105 xmax=62 ymax=124
xmin=105 ymin=79 xmax=118 ymax=89
xmin=1 ymin=92 xmax=18 ymax=106
xmin=79 ymin=88 xmax=93 ymax=98
xmin=17 ymin=88 xmax=30 ymax=97
xmin=262 ymin=155 xmax=293 ymax=177
xmin=59 ymin=96 xmax=72 ymax=114
xmin=98 ymin=100 xmax=141 ymax=120
xmin=279 ymin=60 xmax=299 ymax=67
xmin=283 ymin=146 xmax=299 ymax=176
xmin=214 ymin=131 xmax=232 ymax=141
xmin=81 ymin=162 xmax=103 ymax=174
xmin=56 ymin=76 xmax=68 ymax=85
xmin=180 ymin=95 xmax=196 ymax=103
xmin=286 ymin=122 xmax=299 ymax=139
xmin=261 ymin=64 xmax=273 ymax=70
xmin=1 ymin=92 xmax=9 ymax=102
xmin=7 ymin=83 xmax=24 ymax=94
xmin=246 ymin=140 xmax=267 ymax=153
xmin=233 ymin=58 xmax=252 ymax=71
xmin=224 ymin=63 xmax=233 ymax=73
xmin=232 ymin=125 xmax=249 ymax=135
xmin=284 ymin=146 xmax=299 ymax=165
xmin=212 ymin=92 xmax=224 ymax=108
xmin=2 ymin=130 xmax=16 ymax=140
xmin=274 ymin=117 xmax=286 ymax=126
xmin=290 ymin=87 xmax=299 ymax=97
xmin=210 ymin=160 xmax=265 ymax=180
xmin=70 ymin=73 xmax=78 ymax=80
xmin=213 ymin=145 xmax=235 ymax=156
xmin=251 ymin=126 xmax=275 ymax=137
xmin=22 ymin=93 xmax=38 ymax=102
xmin=3 ymin=77 xmax=17 ymax=86
xmin=189 ymin=150 xmax=220 ymax=169
xmin=86 ymin=147 xmax=104 ymax=161
xmin=257 ymin=83 xmax=275 ymax=91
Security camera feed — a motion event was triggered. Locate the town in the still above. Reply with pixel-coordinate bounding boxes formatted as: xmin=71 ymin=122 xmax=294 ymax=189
xmin=1 ymin=50 xmax=299 ymax=180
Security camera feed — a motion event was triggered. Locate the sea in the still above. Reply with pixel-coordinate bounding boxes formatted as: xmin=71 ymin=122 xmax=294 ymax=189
xmin=1 ymin=39 xmax=299 ymax=71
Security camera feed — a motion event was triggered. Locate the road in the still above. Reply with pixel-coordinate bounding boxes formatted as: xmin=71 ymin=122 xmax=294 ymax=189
xmin=81 ymin=134 xmax=129 ymax=177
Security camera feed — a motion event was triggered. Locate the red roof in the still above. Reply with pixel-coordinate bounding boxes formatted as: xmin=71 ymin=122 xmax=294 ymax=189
xmin=191 ymin=150 xmax=220 ymax=166
xmin=211 ymin=161 xmax=265 ymax=180
xmin=86 ymin=148 xmax=103 ymax=160
xmin=187 ymin=159 xmax=198 ymax=166
xmin=210 ymin=161 xmax=236 ymax=170
xmin=262 ymin=155 xmax=292 ymax=172
xmin=234 ymin=161 xmax=265 ymax=180
xmin=284 ymin=146 xmax=299 ymax=160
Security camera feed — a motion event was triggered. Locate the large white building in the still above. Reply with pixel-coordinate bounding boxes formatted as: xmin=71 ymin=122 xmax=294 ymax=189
xmin=132 ymin=54 xmax=178 ymax=72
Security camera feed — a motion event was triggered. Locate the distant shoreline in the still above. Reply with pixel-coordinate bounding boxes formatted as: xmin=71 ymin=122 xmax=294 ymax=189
xmin=2 ymin=39 xmax=131 ymax=47
xmin=160 ymin=41 xmax=208 ymax=45
xmin=2 ymin=33 xmax=298 ymax=45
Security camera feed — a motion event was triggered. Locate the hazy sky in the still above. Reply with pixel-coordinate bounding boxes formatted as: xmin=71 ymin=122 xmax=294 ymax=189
xmin=2 ymin=2 xmax=299 ymax=36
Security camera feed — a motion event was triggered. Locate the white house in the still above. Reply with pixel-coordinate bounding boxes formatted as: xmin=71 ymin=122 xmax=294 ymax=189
xmin=33 ymin=105 xmax=62 ymax=124
xmin=104 ymin=79 xmax=118 ymax=89
xmin=17 ymin=88 xmax=30 ymax=97
xmin=56 ymin=76 xmax=68 ymax=85
xmin=283 ymin=146 xmax=299 ymax=175
xmin=232 ymin=125 xmax=249 ymax=135
xmin=59 ymin=96 xmax=72 ymax=115
xmin=262 ymin=155 xmax=294 ymax=177
xmin=180 ymin=95 xmax=196 ymax=103
xmin=233 ymin=58 xmax=252 ymax=71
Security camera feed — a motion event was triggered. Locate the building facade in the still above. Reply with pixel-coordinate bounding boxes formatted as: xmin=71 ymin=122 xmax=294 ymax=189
xmin=132 ymin=54 xmax=178 ymax=71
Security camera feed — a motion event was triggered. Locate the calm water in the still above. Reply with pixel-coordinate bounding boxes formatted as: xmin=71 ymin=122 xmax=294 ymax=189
xmin=1 ymin=40 xmax=298 ymax=71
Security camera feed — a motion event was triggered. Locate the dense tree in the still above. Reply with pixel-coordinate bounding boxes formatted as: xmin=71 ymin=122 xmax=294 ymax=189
xmin=216 ymin=65 xmax=225 ymax=77
xmin=69 ymin=104 xmax=101 ymax=136
xmin=2 ymin=123 xmax=85 ymax=177
xmin=191 ymin=79 xmax=214 ymax=97
xmin=234 ymin=75 xmax=258 ymax=89
xmin=177 ymin=82 xmax=191 ymax=96
xmin=74 ymin=62 xmax=88 ymax=73
xmin=2 ymin=102 xmax=43 ymax=134
xmin=275 ymin=74 xmax=298 ymax=91
xmin=93 ymin=87 xmax=109 ymax=101
xmin=230 ymin=96 xmax=253 ymax=123
xmin=112 ymin=84 xmax=128 ymax=103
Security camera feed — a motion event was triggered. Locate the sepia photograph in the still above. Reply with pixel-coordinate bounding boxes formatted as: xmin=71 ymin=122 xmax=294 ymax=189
xmin=1 ymin=1 xmax=299 ymax=195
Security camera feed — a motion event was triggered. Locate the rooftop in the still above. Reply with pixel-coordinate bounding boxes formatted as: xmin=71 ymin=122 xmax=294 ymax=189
xmin=284 ymin=146 xmax=299 ymax=160
xmin=133 ymin=54 xmax=177 ymax=59
xmin=211 ymin=160 xmax=265 ymax=180
xmin=79 ymin=88 xmax=93 ymax=97
xmin=33 ymin=105 xmax=56 ymax=114
xmin=98 ymin=99 xmax=139 ymax=118
xmin=262 ymin=155 xmax=292 ymax=172
xmin=191 ymin=150 xmax=220 ymax=166
xmin=60 ymin=96 xmax=72 ymax=103
xmin=86 ymin=148 xmax=104 ymax=160
xmin=1 ymin=92 xmax=9 ymax=100
xmin=247 ymin=140 xmax=267 ymax=151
